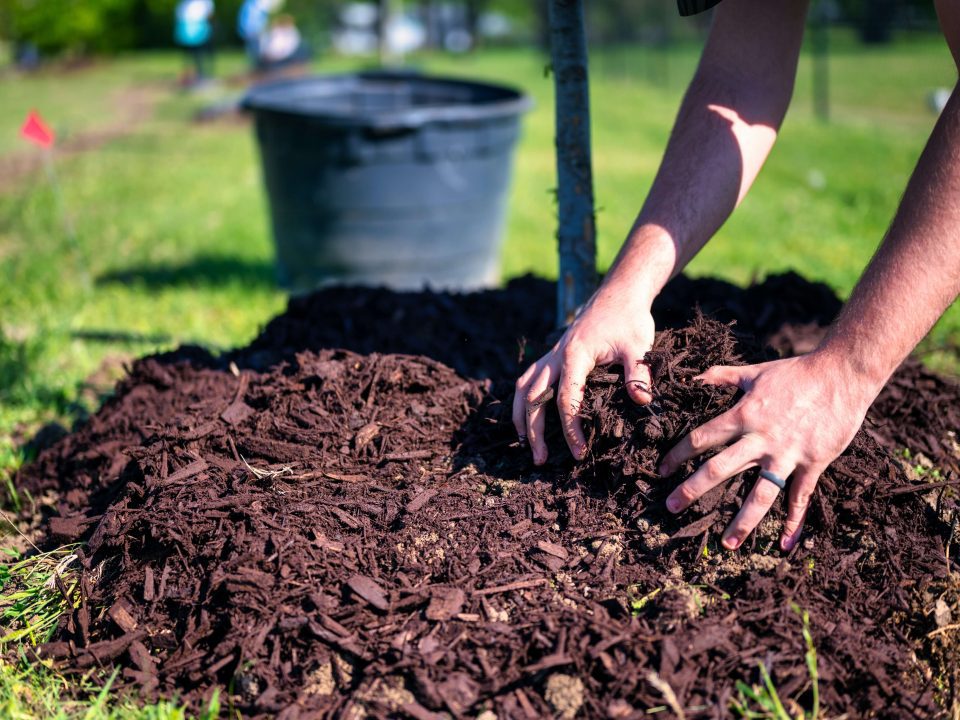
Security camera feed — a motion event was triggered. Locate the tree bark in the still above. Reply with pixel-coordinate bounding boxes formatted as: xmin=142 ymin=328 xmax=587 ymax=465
xmin=549 ymin=0 xmax=597 ymax=326
xmin=379 ymin=0 xmax=401 ymax=66
xmin=812 ymin=0 xmax=830 ymax=121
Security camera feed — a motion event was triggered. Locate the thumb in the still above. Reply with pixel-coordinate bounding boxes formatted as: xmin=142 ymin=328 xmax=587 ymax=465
xmin=624 ymin=357 xmax=653 ymax=405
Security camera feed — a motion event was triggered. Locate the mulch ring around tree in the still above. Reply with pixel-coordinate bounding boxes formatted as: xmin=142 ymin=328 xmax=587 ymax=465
xmin=12 ymin=274 xmax=960 ymax=719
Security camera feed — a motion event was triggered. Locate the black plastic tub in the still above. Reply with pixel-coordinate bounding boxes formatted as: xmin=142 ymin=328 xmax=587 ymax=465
xmin=242 ymin=71 xmax=531 ymax=291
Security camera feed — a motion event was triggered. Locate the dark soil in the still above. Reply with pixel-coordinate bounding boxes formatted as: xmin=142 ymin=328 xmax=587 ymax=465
xmin=13 ymin=273 xmax=960 ymax=719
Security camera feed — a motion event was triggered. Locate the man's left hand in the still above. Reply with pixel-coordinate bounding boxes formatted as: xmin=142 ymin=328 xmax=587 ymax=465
xmin=657 ymin=351 xmax=878 ymax=552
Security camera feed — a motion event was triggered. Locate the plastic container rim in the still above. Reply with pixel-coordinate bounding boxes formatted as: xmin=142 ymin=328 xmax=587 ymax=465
xmin=241 ymin=70 xmax=533 ymax=131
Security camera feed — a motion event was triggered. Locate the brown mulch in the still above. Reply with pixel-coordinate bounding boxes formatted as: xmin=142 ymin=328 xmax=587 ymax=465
xmin=12 ymin=273 xmax=960 ymax=719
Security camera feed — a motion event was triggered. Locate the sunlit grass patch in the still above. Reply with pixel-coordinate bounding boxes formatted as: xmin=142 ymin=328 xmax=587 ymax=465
xmin=0 ymin=438 xmax=29 ymax=514
xmin=0 ymin=545 xmax=81 ymax=648
xmin=0 ymin=658 xmax=223 ymax=719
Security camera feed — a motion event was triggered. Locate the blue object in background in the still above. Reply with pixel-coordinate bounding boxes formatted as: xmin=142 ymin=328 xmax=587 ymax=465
xmin=238 ymin=0 xmax=270 ymax=62
xmin=175 ymin=0 xmax=214 ymax=47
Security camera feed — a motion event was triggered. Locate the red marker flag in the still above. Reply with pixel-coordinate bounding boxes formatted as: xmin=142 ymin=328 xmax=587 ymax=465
xmin=20 ymin=110 xmax=55 ymax=149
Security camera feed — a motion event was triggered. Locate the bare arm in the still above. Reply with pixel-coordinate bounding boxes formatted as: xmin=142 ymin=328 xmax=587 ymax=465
xmin=819 ymin=4 xmax=960 ymax=399
xmin=515 ymin=0 xmax=809 ymax=465
xmin=661 ymin=4 xmax=960 ymax=552
xmin=613 ymin=0 xmax=809 ymax=297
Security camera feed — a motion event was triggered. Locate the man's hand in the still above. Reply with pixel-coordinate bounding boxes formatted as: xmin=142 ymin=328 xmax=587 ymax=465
xmin=513 ymin=280 xmax=657 ymax=466
xmin=658 ymin=351 xmax=879 ymax=552
xmin=509 ymin=0 xmax=806 ymax=467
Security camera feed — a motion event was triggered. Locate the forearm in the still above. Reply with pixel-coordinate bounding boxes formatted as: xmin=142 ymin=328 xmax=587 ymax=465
xmin=816 ymin=85 xmax=960 ymax=397
xmin=603 ymin=0 xmax=808 ymax=303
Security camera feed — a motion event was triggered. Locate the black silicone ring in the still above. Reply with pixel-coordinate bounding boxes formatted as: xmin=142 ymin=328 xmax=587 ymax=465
xmin=759 ymin=469 xmax=787 ymax=490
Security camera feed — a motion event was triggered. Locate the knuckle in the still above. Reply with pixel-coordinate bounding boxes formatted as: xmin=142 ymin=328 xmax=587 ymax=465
xmin=560 ymin=345 xmax=579 ymax=364
xmin=703 ymin=454 xmax=728 ymax=481
xmin=755 ymin=481 xmax=780 ymax=505
xmin=789 ymin=489 xmax=812 ymax=512
xmin=518 ymin=362 xmax=538 ymax=384
xmin=676 ymin=484 xmax=699 ymax=506
xmin=687 ymin=428 xmax=707 ymax=453
xmin=732 ymin=406 xmax=751 ymax=430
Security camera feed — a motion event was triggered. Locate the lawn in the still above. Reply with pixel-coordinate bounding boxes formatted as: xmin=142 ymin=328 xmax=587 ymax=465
xmin=0 ymin=30 xmax=958 ymax=714
xmin=1 ymin=33 xmax=958 ymax=444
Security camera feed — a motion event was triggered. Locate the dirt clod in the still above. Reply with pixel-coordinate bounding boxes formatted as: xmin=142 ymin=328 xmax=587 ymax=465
xmin=545 ymin=674 xmax=585 ymax=719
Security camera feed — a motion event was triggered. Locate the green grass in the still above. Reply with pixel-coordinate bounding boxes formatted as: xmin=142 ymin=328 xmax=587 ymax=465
xmin=0 ymin=544 xmax=80 ymax=648
xmin=0 ymin=547 xmax=224 ymax=719
xmin=0 ymin=28 xmax=959 ymax=717
xmin=731 ymin=606 xmax=820 ymax=719
xmin=1 ymin=33 xmax=958 ymax=441
xmin=0 ymin=657 xmax=222 ymax=719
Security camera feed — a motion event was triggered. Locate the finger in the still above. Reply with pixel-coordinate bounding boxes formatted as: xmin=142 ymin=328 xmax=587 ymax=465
xmin=624 ymin=358 xmax=653 ymax=405
xmin=665 ymin=437 xmax=762 ymax=513
xmin=780 ymin=465 xmax=822 ymax=552
xmin=695 ymin=364 xmax=755 ymax=389
xmin=659 ymin=407 xmax=744 ymax=476
xmin=525 ymin=360 xmax=560 ymax=466
xmin=513 ymin=360 xmax=543 ymax=439
xmin=556 ymin=349 xmax=594 ymax=460
xmin=722 ymin=461 xmax=794 ymax=550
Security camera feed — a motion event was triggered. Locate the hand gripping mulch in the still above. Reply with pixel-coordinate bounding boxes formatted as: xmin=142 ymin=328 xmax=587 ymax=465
xmin=13 ymin=274 xmax=960 ymax=719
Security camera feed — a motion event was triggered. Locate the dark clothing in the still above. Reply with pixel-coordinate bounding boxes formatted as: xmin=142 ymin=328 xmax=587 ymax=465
xmin=677 ymin=0 xmax=723 ymax=16
xmin=191 ymin=43 xmax=214 ymax=80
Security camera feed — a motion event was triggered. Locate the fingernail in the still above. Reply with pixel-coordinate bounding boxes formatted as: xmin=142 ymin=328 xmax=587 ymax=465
xmin=666 ymin=497 xmax=681 ymax=513
xmin=781 ymin=536 xmax=794 ymax=552
xmin=574 ymin=445 xmax=586 ymax=461
xmin=723 ymin=536 xmax=739 ymax=550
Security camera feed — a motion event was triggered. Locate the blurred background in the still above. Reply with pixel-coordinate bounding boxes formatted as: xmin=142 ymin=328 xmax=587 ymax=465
xmin=0 ymin=0 xmax=957 ymax=453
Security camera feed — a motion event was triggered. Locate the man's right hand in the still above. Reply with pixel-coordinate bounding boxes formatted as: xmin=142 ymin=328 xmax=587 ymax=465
xmin=513 ymin=280 xmax=657 ymax=465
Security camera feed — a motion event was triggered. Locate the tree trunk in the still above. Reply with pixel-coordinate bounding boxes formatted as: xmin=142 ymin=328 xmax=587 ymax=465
xmin=811 ymin=0 xmax=830 ymax=121
xmin=379 ymin=0 xmax=401 ymax=66
xmin=859 ymin=0 xmax=895 ymax=44
xmin=465 ymin=0 xmax=486 ymax=50
xmin=534 ymin=0 xmax=551 ymax=52
xmin=549 ymin=0 xmax=597 ymax=327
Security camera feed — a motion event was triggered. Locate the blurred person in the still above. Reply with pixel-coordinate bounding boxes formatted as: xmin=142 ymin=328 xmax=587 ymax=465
xmin=175 ymin=0 xmax=215 ymax=84
xmin=515 ymin=0 xmax=960 ymax=552
xmin=239 ymin=0 xmax=284 ymax=67
xmin=257 ymin=14 xmax=311 ymax=71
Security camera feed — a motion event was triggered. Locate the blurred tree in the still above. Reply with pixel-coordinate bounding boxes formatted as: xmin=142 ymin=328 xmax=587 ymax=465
xmin=0 ymin=0 xmax=345 ymax=56
xmin=836 ymin=0 xmax=938 ymax=42
xmin=0 ymin=0 xmax=137 ymax=54
xmin=1 ymin=0 xmax=940 ymax=59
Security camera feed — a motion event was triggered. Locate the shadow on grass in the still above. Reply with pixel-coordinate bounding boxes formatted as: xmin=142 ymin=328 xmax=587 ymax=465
xmin=96 ymin=254 xmax=276 ymax=290
xmin=70 ymin=330 xmax=173 ymax=344
xmin=0 ymin=331 xmax=72 ymax=416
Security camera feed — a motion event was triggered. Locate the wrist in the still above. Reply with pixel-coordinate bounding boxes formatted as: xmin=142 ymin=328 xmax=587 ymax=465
xmin=808 ymin=338 xmax=890 ymax=408
xmin=599 ymin=224 xmax=678 ymax=307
